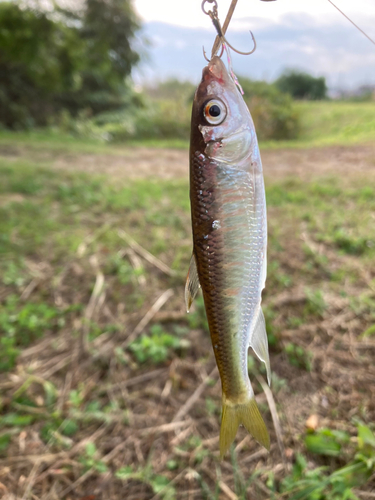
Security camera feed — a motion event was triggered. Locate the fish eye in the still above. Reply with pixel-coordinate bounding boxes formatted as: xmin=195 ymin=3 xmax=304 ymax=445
xmin=203 ymin=99 xmax=227 ymax=125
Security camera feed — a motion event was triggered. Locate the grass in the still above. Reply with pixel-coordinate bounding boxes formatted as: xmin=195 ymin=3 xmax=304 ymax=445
xmin=262 ymin=101 xmax=375 ymax=149
xmin=0 ymin=132 xmax=375 ymax=498
xmin=0 ymin=100 xmax=374 ymax=152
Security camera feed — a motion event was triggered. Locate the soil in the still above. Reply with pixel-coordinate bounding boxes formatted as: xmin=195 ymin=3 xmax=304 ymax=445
xmin=51 ymin=143 xmax=375 ymax=182
xmin=1 ymin=143 xmax=375 ymax=499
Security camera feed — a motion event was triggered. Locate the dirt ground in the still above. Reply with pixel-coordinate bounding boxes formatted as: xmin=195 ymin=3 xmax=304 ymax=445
xmin=4 ymin=143 xmax=375 ymax=182
xmin=1 ymin=143 xmax=375 ymax=499
xmin=56 ymin=144 xmax=375 ymax=182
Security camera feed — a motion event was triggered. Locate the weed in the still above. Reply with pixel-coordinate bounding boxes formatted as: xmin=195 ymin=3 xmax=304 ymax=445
xmin=40 ymin=419 xmax=78 ymax=445
xmin=288 ymin=316 xmax=305 ymax=329
xmin=285 ymin=342 xmax=313 ymax=371
xmin=305 ymin=427 xmax=351 ymax=457
xmin=128 ymin=323 xmax=189 ymax=364
xmin=106 ymin=253 xmax=140 ymax=285
xmin=0 ymin=413 xmax=35 ymax=427
xmin=0 ymin=296 xmax=64 ymax=371
xmin=304 ymin=289 xmax=326 ymax=318
xmin=362 ymin=324 xmax=375 ymax=338
xmin=115 ymin=464 xmax=175 ymax=499
xmin=278 ymin=424 xmax=375 ymax=499
xmin=268 ymin=260 xmax=293 ymax=288
xmin=79 ymin=442 xmax=108 ymax=473
xmin=2 ymin=260 xmax=27 ymax=287
xmin=332 ymin=228 xmax=370 ymax=255
xmin=0 ymin=434 xmax=11 ymax=454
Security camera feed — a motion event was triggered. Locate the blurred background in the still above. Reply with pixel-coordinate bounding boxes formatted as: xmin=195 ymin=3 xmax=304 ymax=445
xmin=0 ymin=0 xmax=375 ymax=498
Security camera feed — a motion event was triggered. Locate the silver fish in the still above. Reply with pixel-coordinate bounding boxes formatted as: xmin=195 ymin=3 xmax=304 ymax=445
xmin=186 ymin=55 xmax=271 ymax=458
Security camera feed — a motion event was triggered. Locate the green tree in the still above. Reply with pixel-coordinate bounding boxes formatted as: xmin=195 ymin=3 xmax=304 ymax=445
xmin=0 ymin=2 xmax=84 ymax=127
xmin=60 ymin=0 xmax=141 ymax=114
xmin=275 ymin=70 xmax=328 ymax=100
xmin=0 ymin=0 xmax=141 ymax=128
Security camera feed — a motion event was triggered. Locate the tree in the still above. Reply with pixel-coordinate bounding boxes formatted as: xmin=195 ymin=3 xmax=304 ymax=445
xmin=0 ymin=0 xmax=141 ymax=128
xmin=275 ymin=70 xmax=327 ymax=100
xmin=59 ymin=0 xmax=141 ymax=114
xmin=0 ymin=3 xmax=85 ymax=127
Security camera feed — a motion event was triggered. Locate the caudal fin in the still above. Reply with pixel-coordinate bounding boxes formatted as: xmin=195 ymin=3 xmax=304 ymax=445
xmin=220 ymin=397 xmax=270 ymax=459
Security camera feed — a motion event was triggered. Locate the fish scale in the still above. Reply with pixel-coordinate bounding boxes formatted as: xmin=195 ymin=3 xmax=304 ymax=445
xmin=185 ymin=56 xmax=271 ymax=457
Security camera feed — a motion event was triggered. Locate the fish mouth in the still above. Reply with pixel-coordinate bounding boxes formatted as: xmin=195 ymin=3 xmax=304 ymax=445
xmin=202 ymin=56 xmax=228 ymax=85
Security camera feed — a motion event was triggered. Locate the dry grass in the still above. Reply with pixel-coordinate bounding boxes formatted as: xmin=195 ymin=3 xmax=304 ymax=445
xmin=0 ymin=142 xmax=375 ymax=499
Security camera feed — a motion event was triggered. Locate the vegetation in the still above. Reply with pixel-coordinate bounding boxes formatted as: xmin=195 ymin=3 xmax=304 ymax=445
xmin=276 ymin=70 xmax=328 ymax=100
xmin=240 ymin=77 xmax=300 ymax=140
xmin=0 ymin=0 xmax=141 ymax=128
xmin=1 ymin=3 xmax=375 ymax=497
xmin=0 ymin=134 xmax=374 ymax=498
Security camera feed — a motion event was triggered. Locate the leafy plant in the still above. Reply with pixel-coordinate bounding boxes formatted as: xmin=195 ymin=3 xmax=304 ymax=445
xmin=0 ymin=296 xmax=63 ymax=371
xmin=304 ymin=289 xmax=326 ymax=318
xmin=305 ymin=428 xmax=350 ymax=457
xmin=285 ymin=342 xmax=313 ymax=371
xmin=276 ymin=70 xmax=327 ymax=100
xmin=79 ymin=442 xmax=108 ymax=473
xmin=116 ymin=464 xmax=175 ymax=499
xmin=129 ymin=324 xmax=189 ymax=364
xmin=279 ymin=425 xmax=375 ymax=499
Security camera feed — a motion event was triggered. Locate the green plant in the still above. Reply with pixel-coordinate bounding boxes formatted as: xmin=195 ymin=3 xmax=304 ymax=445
xmin=79 ymin=442 xmax=108 ymax=473
xmin=0 ymin=296 xmax=63 ymax=371
xmin=305 ymin=428 xmax=350 ymax=457
xmin=285 ymin=342 xmax=313 ymax=371
xmin=304 ymin=289 xmax=326 ymax=318
xmin=276 ymin=70 xmax=327 ymax=100
xmin=240 ymin=78 xmax=301 ymax=140
xmin=129 ymin=324 xmax=189 ymax=364
xmin=115 ymin=464 xmax=175 ymax=499
xmin=279 ymin=425 xmax=375 ymax=499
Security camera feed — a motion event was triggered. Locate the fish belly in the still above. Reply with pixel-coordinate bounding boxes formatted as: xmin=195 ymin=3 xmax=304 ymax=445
xmin=190 ymin=151 xmax=266 ymax=400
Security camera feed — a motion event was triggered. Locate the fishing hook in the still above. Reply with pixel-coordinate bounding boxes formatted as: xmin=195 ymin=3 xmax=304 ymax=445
xmin=201 ymin=0 xmax=256 ymax=58
xmin=222 ymin=29 xmax=256 ymax=56
xmin=202 ymin=44 xmax=224 ymax=62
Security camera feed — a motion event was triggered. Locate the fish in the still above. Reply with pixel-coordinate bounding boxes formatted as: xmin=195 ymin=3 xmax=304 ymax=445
xmin=185 ymin=55 xmax=271 ymax=458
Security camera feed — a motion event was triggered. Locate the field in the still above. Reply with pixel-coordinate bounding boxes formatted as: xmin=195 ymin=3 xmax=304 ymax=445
xmin=1 ymin=109 xmax=375 ymax=499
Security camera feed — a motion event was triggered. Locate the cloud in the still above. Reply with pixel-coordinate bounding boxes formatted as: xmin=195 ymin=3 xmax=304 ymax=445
xmin=133 ymin=15 xmax=375 ymax=90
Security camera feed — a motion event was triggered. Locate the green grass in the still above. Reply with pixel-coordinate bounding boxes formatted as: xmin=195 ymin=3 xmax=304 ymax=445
xmin=1 ymin=134 xmax=375 ymax=498
xmin=0 ymin=100 xmax=374 ymax=152
xmin=262 ymin=101 xmax=375 ymax=149
xmin=0 ymin=128 xmax=189 ymax=153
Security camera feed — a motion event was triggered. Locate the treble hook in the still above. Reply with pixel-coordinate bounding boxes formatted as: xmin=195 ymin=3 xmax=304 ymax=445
xmin=202 ymin=44 xmax=224 ymax=62
xmin=201 ymin=0 xmax=256 ymax=58
xmin=222 ymin=30 xmax=256 ymax=56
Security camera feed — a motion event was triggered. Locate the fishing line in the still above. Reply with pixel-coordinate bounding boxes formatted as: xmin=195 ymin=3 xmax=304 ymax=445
xmin=222 ymin=42 xmax=245 ymax=94
xmin=211 ymin=0 xmax=238 ymax=57
xmin=327 ymin=0 xmax=375 ymax=47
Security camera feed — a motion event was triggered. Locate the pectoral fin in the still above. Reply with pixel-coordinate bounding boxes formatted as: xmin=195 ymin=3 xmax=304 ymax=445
xmin=249 ymin=307 xmax=271 ymax=386
xmin=185 ymin=253 xmax=200 ymax=312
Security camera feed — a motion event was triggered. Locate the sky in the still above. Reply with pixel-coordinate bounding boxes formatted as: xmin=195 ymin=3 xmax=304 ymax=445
xmin=134 ymin=0 xmax=375 ymax=29
xmin=132 ymin=0 xmax=375 ymax=90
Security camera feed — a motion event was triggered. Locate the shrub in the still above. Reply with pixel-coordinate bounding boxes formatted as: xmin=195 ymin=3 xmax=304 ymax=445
xmin=276 ymin=70 xmax=328 ymax=100
xmin=240 ymin=78 xmax=301 ymax=140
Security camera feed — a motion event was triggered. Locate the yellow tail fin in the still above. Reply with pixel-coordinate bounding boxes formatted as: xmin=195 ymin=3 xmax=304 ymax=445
xmin=220 ymin=397 xmax=270 ymax=459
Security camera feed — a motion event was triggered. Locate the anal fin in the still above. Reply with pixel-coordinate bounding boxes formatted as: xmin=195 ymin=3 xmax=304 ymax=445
xmin=249 ymin=307 xmax=271 ymax=386
xmin=185 ymin=253 xmax=200 ymax=312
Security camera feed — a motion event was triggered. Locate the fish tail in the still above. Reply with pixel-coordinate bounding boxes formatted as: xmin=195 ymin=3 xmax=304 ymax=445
xmin=220 ymin=395 xmax=270 ymax=459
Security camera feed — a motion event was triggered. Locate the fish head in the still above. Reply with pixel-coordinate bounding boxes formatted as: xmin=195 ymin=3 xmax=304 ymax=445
xmin=192 ymin=56 xmax=256 ymax=165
